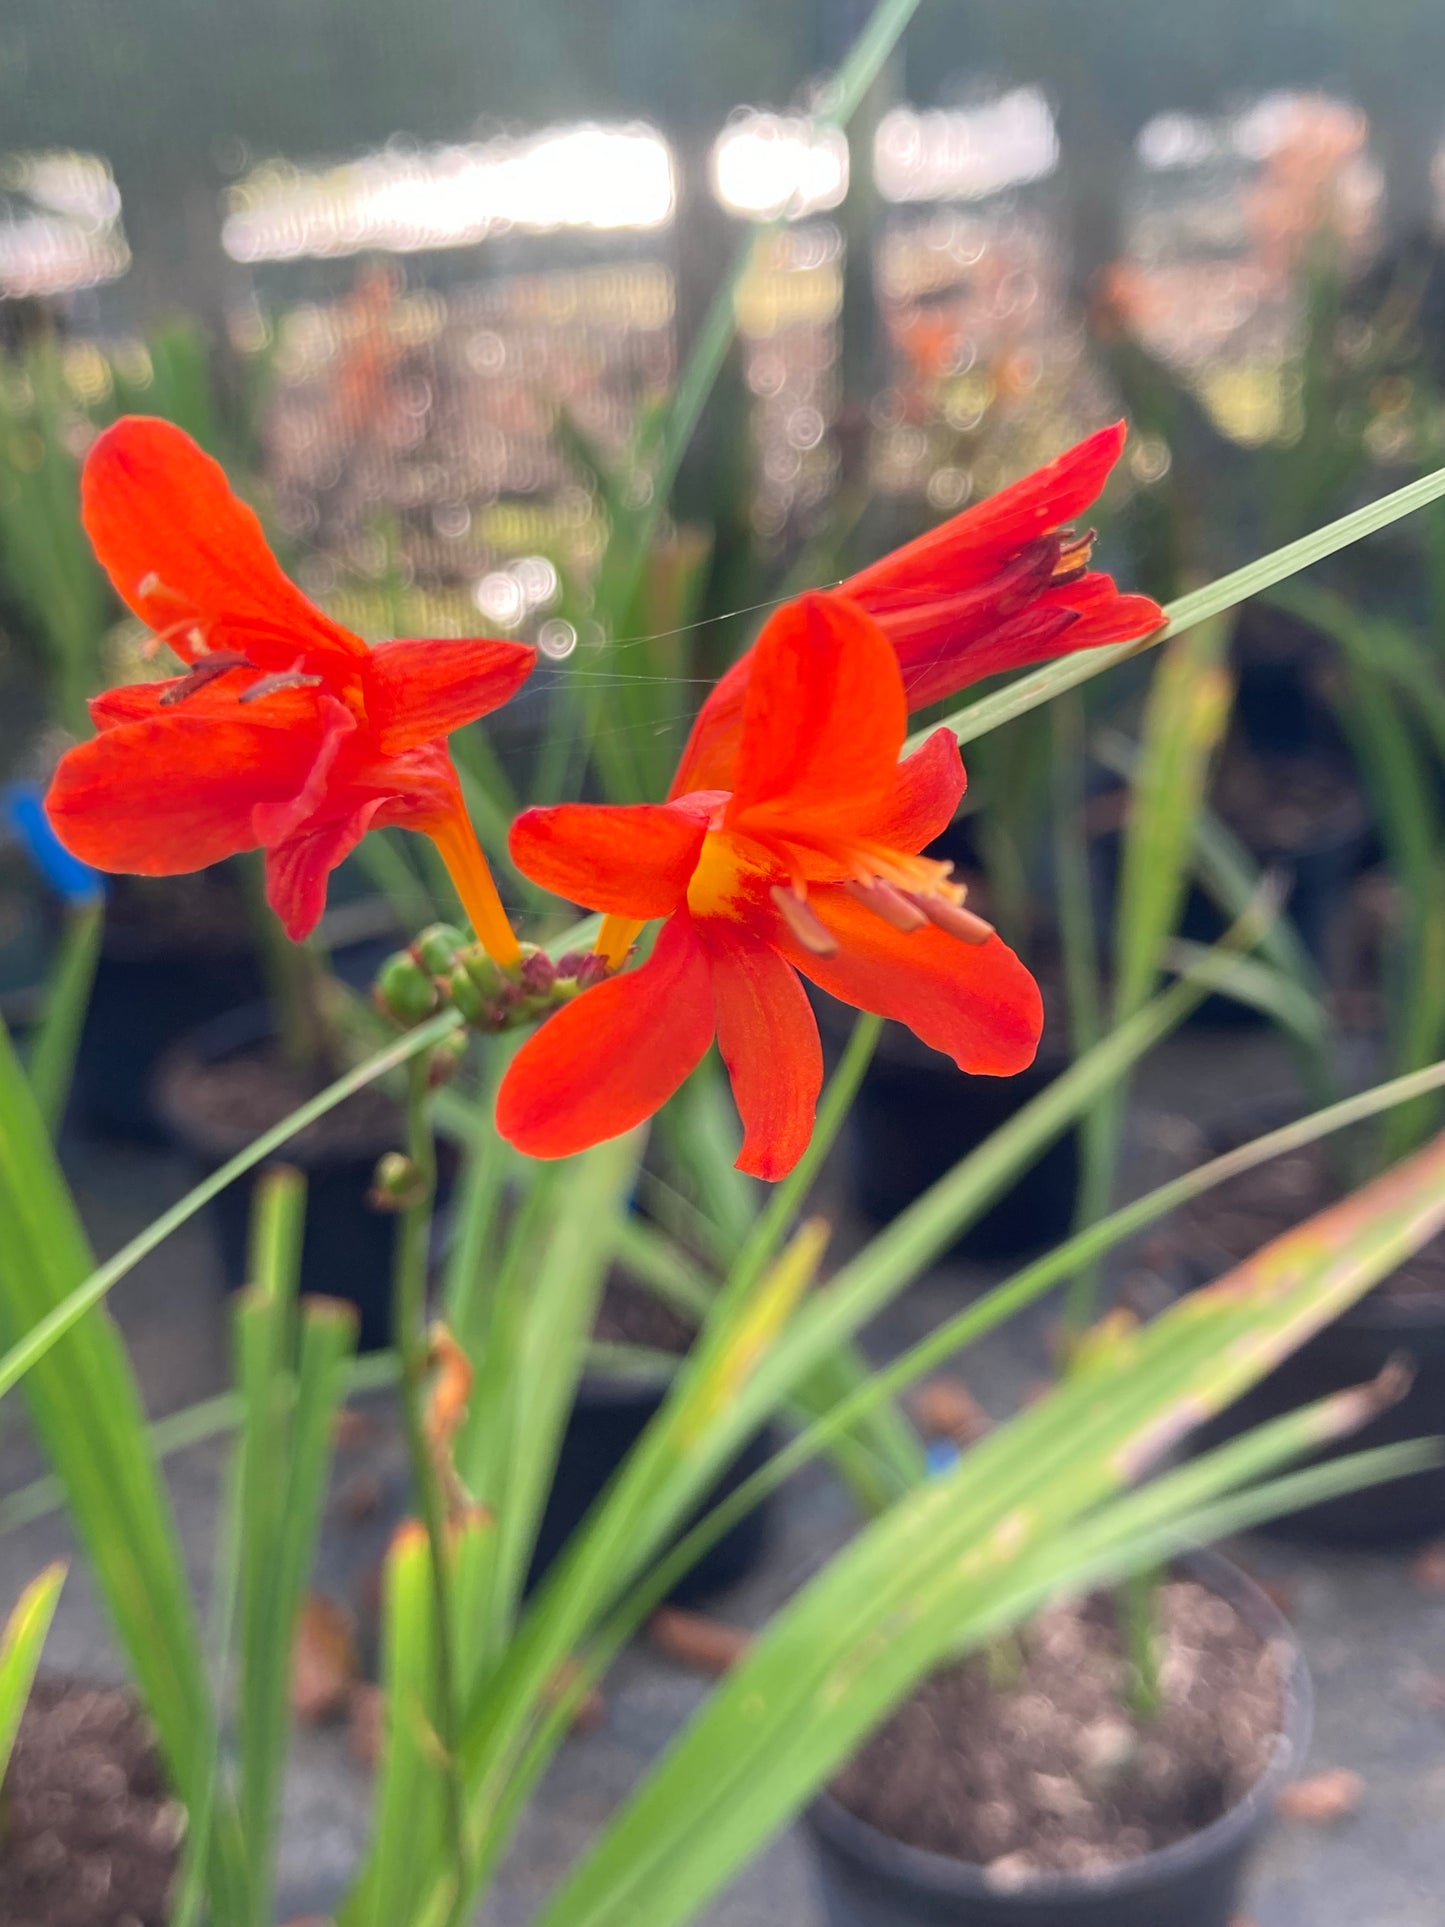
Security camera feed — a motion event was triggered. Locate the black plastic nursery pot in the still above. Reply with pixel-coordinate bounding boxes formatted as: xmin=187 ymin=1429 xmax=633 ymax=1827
xmin=74 ymin=886 xmax=265 ymax=1142
xmin=804 ymin=1553 xmax=1311 ymax=1927
xmin=844 ymin=1022 xmax=1080 ymax=1265
xmin=1195 ymin=1292 xmax=1445 ymax=1546
xmin=1230 ymin=602 xmax=1344 ymax=761
xmin=155 ymin=1003 xmax=413 ymax=1352
xmin=72 ymin=872 xmax=400 ymax=1142
xmin=1174 ymin=791 xmax=1368 ymax=1030
xmin=527 ymin=1378 xmax=776 ymax=1606
xmin=1179 ymin=1109 xmax=1445 ymax=1547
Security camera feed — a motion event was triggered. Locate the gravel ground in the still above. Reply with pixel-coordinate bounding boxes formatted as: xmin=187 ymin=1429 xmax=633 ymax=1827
xmin=0 ymin=1023 xmax=1441 ymax=1925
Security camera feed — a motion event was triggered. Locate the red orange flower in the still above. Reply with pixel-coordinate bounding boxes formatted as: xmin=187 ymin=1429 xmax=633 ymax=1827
xmin=45 ymin=418 xmax=533 ymax=956
xmin=496 ymin=592 xmax=1042 ymax=1180
xmin=670 ymin=422 xmax=1162 ymax=798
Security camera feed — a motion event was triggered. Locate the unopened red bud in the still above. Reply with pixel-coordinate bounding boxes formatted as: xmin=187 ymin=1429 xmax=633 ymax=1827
xmin=375 ymin=951 xmax=440 ymax=1026
xmin=413 ymin=923 xmax=467 ymax=976
xmin=368 ymin=1152 xmax=429 ymax=1211
xmin=518 ymin=946 xmax=556 ymax=994
xmin=557 ymin=950 xmax=610 ymax=989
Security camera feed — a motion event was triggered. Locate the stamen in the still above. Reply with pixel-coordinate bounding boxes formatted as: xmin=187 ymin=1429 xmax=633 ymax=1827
xmin=770 ymin=885 xmax=839 ymax=956
xmin=158 ymin=652 xmax=253 ymax=704
xmin=141 ymin=613 xmax=213 ymax=662
xmin=845 ymin=879 xmax=928 ymax=932
xmin=238 ymin=669 xmax=325 ymax=704
xmin=910 ymin=893 xmax=995 ymax=945
xmin=1052 ymin=527 xmax=1097 ymax=586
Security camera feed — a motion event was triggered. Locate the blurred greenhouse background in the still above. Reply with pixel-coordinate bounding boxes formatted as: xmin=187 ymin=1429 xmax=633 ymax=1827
xmin=4 ymin=2 xmax=1445 ymax=715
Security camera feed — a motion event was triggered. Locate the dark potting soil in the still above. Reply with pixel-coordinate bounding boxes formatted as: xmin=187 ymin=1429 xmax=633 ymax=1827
xmin=157 ymin=1041 xmax=401 ymax=1164
xmin=829 ymin=1579 xmax=1285 ymax=1881
xmin=1185 ymin=1139 xmax=1445 ymax=1306
xmin=0 ymin=1678 xmax=181 ymax=1927
xmin=1211 ymin=743 xmax=1367 ymax=856
xmin=592 ymin=1273 xmax=698 ymax=1356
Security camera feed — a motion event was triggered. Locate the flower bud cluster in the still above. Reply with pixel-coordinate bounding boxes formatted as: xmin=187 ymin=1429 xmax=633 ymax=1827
xmin=374 ymin=923 xmax=610 ymax=1037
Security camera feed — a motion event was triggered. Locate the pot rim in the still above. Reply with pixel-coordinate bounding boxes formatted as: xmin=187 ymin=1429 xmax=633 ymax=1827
xmin=803 ymin=1547 xmax=1311 ymax=1908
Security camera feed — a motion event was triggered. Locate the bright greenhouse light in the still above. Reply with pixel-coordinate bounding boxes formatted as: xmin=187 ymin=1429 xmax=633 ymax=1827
xmin=710 ymin=113 xmax=849 ymax=221
xmin=222 ymin=123 xmax=676 ymax=264
xmin=874 ymin=90 xmax=1058 ymax=203
xmin=0 ymin=150 xmax=129 ymax=295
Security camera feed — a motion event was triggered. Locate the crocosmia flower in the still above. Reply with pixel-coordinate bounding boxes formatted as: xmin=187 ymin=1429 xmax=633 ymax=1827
xmin=45 ymin=418 xmax=533 ymax=959
xmin=671 ymin=422 xmax=1163 ymax=797
xmin=496 ymin=592 xmax=1042 ymax=1180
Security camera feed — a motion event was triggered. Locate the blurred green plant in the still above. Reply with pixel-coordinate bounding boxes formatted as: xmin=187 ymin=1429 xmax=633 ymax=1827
xmin=0 ymin=1561 xmax=65 ymax=1788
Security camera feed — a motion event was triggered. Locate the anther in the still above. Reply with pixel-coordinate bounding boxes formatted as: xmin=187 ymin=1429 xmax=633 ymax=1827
xmin=770 ymin=885 xmax=839 ymax=956
xmin=910 ymin=894 xmax=995 ymax=945
xmin=1051 ymin=527 xmax=1097 ymax=586
xmin=238 ymin=669 xmax=325 ymax=704
xmin=159 ymin=652 xmax=253 ymax=703
xmin=845 ymin=879 xmax=928 ymax=932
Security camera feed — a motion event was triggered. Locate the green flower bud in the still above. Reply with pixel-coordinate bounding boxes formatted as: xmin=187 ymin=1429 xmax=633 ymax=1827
xmin=413 ymin=922 xmax=467 ymax=977
xmin=426 ymin=1029 xmax=471 ymax=1088
xmin=447 ymin=961 xmax=487 ymax=1026
xmin=368 ymin=1151 xmax=429 ymax=1211
xmin=375 ymin=951 xmax=440 ymax=1026
xmin=460 ymin=944 xmax=507 ymax=1001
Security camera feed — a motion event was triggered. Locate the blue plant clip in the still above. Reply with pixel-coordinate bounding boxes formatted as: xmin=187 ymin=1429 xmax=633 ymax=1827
xmin=2 ymin=784 xmax=105 ymax=904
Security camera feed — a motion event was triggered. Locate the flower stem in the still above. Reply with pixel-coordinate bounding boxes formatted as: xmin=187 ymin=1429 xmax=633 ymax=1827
xmin=427 ymin=809 xmax=522 ymax=970
xmin=393 ymin=1053 xmax=469 ymax=1901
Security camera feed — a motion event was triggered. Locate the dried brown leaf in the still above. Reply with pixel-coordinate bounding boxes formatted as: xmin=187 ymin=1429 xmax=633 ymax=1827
xmin=912 ymin=1376 xmax=991 ymax=1445
xmin=649 ymin=1606 xmax=751 ymax=1675
xmin=1276 ymin=1767 xmax=1364 ymax=1826
xmin=291 ymin=1593 xmax=359 ymax=1723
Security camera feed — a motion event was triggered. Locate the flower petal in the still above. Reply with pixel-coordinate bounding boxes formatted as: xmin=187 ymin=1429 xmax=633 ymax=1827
xmin=251 ymin=696 xmax=358 ymax=845
xmin=82 ymin=416 xmax=365 ymax=671
xmin=879 ymin=571 xmax=1164 ymax=706
xmin=779 ymin=885 xmax=1043 ymax=1074
xmin=860 ymin=727 xmax=967 ymax=852
xmin=667 ymin=653 xmax=752 ymax=797
xmin=46 ymin=709 xmax=325 ymax=876
xmin=496 ymin=914 xmax=715 ymax=1160
xmin=729 ymin=593 xmax=906 ymax=824
xmin=509 ymin=799 xmax=711 ymax=917
xmin=844 ymin=422 xmax=1127 ymax=610
xmin=701 ymin=927 xmax=821 ymax=1180
xmin=87 ymin=673 xmax=321 ymax=731
xmin=265 ymin=803 xmax=382 ymax=941
xmin=667 ymin=424 xmax=1161 ymax=792
xmin=364 ymin=636 xmax=537 ymax=755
